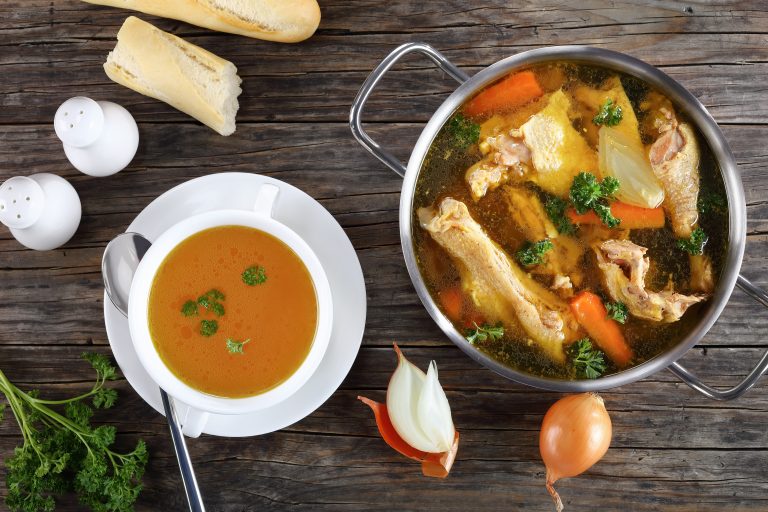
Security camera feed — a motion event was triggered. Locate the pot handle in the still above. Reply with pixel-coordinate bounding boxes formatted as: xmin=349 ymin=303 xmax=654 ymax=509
xmin=668 ymin=274 xmax=768 ymax=400
xmin=350 ymin=42 xmax=470 ymax=177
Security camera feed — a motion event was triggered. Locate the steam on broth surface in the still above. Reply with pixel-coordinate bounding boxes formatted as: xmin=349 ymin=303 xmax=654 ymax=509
xmin=414 ymin=62 xmax=728 ymax=380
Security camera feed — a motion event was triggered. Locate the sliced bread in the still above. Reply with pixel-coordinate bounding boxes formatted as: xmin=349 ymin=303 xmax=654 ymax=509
xmin=104 ymin=16 xmax=242 ymax=136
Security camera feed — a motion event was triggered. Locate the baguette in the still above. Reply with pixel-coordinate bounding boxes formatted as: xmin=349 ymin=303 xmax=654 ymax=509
xmin=104 ymin=16 xmax=242 ymax=136
xmin=83 ymin=0 xmax=321 ymax=43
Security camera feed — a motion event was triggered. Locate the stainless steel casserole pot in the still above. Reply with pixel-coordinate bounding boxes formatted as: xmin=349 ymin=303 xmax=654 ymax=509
xmin=350 ymin=43 xmax=768 ymax=400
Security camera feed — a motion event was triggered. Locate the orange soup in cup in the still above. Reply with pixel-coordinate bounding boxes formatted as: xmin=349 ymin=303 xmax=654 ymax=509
xmin=148 ymin=225 xmax=318 ymax=398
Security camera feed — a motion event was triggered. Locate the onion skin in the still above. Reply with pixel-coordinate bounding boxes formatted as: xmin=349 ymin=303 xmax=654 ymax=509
xmin=539 ymin=393 xmax=612 ymax=512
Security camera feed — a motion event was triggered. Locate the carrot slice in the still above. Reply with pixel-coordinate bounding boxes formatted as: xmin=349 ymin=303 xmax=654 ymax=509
xmin=438 ymin=286 xmax=463 ymax=323
xmin=463 ymin=71 xmax=543 ymax=117
xmin=358 ymin=396 xmax=460 ymax=478
xmin=567 ymin=201 xmax=665 ymax=230
xmin=569 ymin=291 xmax=634 ymax=367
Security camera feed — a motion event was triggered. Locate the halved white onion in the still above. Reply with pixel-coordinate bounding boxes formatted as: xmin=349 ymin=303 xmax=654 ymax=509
xmin=599 ymin=126 xmax=664 ymax=209
xmin=386 ymin=350 xmax=455 ymax=453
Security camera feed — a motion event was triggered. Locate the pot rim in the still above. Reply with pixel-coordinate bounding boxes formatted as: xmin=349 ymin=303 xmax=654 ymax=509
xmin=399 ymin=45 xmax=747 ymax=392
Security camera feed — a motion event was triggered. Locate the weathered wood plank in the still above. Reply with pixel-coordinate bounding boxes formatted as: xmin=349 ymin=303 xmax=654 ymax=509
xmin=0 ymin=1 xmax=767 ymax=124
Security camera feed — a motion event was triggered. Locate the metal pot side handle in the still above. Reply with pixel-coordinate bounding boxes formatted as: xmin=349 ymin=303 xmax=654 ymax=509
xmin=350 ymin=42 xmax=470 ymax=177
xmin=668 ymin=274 xmax=768 ymax=400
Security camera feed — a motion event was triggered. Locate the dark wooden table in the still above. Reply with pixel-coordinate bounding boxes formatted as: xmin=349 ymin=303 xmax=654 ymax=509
xmin=2 ymin=1 xmax=768 ymax=510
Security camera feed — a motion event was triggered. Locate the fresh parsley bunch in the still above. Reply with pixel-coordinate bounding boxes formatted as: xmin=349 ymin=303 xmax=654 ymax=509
xmin=0 ymin=353 xmax=148 ymax=512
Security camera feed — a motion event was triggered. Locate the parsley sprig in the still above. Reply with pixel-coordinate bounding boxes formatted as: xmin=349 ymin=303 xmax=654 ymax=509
xmin=544 ymin=196 xmax=576 ymax=235
xmin=0 ymin=353 xmax=147 ymax=512
xmin=677 ymin=227 xmax=708 ymax=255
xmin=516 ymin=239 xmax=554 ymax=267
xmin=605 ymin=301 xmax=628 ymax=324
xmin=225 ymin=338 xmax=251 ymax=355
xmin=568 ymin=338 xmax=607 ymax=379
xmin=570 ymin=172 xmax=621 ymax=228
xmin=242 ymin=266 xmax=267 ymax=286
xmin=592 ymin=98 xmax=623 ymax=126
xmin=465 ymin=323 xmax=505 ymax=344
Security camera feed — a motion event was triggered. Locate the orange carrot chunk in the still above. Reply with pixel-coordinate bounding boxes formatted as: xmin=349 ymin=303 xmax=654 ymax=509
xmin=567 ymin=201 xmax=665 ymax=230
xmin=570 ymin=291 xmax=634 ymax=367
xmin=438 ymin=286 xmax=463 ymax=323
xmin=463 ymin=71 xmax=543 ymax=118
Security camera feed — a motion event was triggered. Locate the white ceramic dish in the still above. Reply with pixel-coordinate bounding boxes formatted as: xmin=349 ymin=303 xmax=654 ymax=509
xmin=127 ymin=183 xmax=334 ymax=436
xmin=104 ymin=172 xmax=366 ymax=437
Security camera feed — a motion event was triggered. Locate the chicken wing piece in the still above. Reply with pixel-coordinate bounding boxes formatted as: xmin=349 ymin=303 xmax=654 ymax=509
xmin=593 ymin=239 xmax=707 ymax=322
xmin=419 ymin=197 xmax=581 ymax=363
xmin=649 ymin=122 xmax=700 ymax=239
xmin=466 ymin=133 xmax=530 ymax=200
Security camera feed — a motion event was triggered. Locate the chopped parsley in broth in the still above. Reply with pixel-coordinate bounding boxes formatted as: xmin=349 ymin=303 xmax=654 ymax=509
xmin=414 ymin=61 xmax=729 ymax=380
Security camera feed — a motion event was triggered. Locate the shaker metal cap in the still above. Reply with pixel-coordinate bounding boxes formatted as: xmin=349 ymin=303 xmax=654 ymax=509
xmin=54 ymin=96 xmax=105 ymax=148
xmin=0 ymin=176 xmax=45 ymax=230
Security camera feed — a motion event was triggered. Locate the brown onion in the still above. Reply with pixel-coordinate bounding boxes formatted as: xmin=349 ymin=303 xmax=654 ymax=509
xmin=539 ymin=393 xmax=612 ymax=511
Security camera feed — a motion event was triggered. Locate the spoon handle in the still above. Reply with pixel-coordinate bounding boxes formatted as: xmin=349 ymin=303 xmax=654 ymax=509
xmin=160 ymin=389 xmax=206 ymax=512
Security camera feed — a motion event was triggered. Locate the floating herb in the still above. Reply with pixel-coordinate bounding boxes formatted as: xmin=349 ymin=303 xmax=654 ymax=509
xmin=592 ymin=98 xmax=623 ymax=126
xmin=225 ymin=338 xmax=251 ymax=355
xmin=181 ymin=300 xmax=198 ymax=317
xmin=605 ymin=301 xmax=628 ymax=324
xmin=466 ymin=323 xmax=505 ymax=344
xmin=569 ymin=172 xmax=620 ymax=228
xmin=516 ymin=239 xmax=554 ymax=267
xmin=568 ymin=338 xmax=607 ymax=379
xmin=544 ymin=196 xmax=576 ymax=235
xmin=197 ymin=289 xmax=225 ymax=316
xmin=242 ymin=265 xmax=267 ymax=286
xmin=200 ymin=320 xmax=218 ymax=337
xmin=677 ymin=227 xmax=708 ymax=255
xmin=446 ymin=113 xmax=481 ymax=150
xmin=698 ymin=191 xmax=727 ymax=216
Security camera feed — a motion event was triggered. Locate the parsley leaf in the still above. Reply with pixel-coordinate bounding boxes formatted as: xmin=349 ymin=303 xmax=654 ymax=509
xmin=465 ymin=323 xmax=505 ymax=344
xmin=446 ymin=113 xmax=481 ymax=150
xmin=698 ymin=191 xmax=727 ymax=216
xmin=516 ymin=239 xmax=554 ymax=267
xmin=605 ymin=301 xmax=629 ymax=324
xmin=225 ymin=338 xmax=251 ymax=355
xmin=569 ymin=172 xmax=621 ymax=228
xmin=181 ymin=300 xmax=198 ymax=317
xmin=544 ymin=196 xmax=576 ymax=235
xmin=200 ymin=320 xmax=218 ymax=337
xmin=677 ymin=227 xmax=708 ymax=255
xmin=197 ymin=290 xmax=225 ymax=316
xmin=568 ymin=338 xmax=607 ymax=379
xmin=0 ymin=354 xmax=148 ymax=512
xmin=242 ymin=265 xmax=267 ymax=286
xmin=592 ymin=98 xmax=623 ymax=126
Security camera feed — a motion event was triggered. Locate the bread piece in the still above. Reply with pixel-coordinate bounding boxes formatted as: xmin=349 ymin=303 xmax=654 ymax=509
xmin=83 ymin=0 xmax=321 ymax=43
xmin=104 ymin=16 xmax=242 ymax=136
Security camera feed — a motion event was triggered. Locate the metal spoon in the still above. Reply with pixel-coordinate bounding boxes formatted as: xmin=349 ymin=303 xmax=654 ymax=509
xmin=102 ymin=232 xmax=205 ymax=512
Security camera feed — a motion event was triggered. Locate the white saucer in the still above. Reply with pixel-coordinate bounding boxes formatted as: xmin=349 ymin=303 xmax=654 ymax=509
xmin=103 ymin=172 xmax=367 ymax=437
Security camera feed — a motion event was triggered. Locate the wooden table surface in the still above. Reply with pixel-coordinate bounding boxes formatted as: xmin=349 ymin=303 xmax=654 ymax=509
xmin=2 ymin=1 xmax=768 ymax=510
